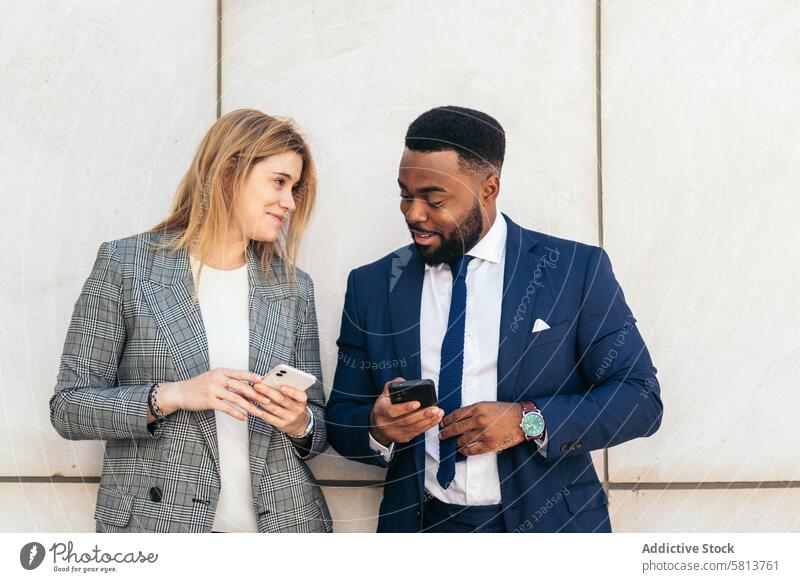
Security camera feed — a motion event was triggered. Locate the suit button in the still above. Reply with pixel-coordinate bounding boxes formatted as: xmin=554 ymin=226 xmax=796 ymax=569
xmin=149 ymin=487 xmax=162 ymax=502
xmin=574 ymin=440 xmax=583 ymax=448
xmin=560 ymin=443 xmax=570 ymax=453
xmin=415 ymin=509 xmax=421 ymax=519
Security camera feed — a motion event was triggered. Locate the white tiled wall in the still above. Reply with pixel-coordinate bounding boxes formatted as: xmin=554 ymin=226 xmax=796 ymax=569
xmin=601 ymin=0 xmax=800 ymax=485
xmin=609 ymin=488 xmax=800 ymax=533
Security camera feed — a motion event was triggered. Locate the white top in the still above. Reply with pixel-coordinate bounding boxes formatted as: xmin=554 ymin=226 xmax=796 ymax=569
xmin=190 ymin=254 xmax=258 ymax=533
xmin=369 ymin=213 xmax=548 ymax=505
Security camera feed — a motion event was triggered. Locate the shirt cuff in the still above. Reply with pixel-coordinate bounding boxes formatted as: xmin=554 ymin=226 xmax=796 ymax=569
xmin=534 ymin=429 xmax=548 ymax=458
xmin=368 ymin=430 xmax=396 ymax=462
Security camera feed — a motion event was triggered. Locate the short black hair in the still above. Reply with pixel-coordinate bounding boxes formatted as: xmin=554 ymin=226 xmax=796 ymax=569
xmin=405 ymin=106 xmax=505 ymax=175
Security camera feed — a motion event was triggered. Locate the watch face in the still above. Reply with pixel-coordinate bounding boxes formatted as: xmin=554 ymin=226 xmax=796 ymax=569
xmin=522 ymin=412 xmax=545 ymax=437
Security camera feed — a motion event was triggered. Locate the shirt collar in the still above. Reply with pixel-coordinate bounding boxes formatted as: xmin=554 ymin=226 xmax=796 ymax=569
xmin=424 ymin=212 xmax=507 ymax=271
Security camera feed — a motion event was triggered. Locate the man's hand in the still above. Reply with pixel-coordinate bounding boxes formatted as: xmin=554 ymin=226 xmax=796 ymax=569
xmin=438 ymin=401 xmax=525 ymax=455
xmin=369 ymin=377 xmax=444 ymax=445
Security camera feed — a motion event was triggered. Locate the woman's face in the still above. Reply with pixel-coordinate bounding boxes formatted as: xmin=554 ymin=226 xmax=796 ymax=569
xmin=231 ymin=150 xmax=303 ymax=243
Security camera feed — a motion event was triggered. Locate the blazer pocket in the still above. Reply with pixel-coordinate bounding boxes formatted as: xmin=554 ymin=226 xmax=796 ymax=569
xmin=528 ymin=319 xmax=571 ymax=348
xmin=564 ymin=480 xmax=608 ymax=515
xmin=94 ymin=485 xmax=135 ymax=527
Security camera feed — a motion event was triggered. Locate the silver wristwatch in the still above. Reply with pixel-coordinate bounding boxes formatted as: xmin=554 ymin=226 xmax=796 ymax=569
xmin=287 ymin=405 xmax=314 ymax=439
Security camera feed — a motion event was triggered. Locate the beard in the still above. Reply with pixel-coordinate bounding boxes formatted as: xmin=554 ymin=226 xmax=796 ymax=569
xmin=411 ymin=198 xmax=484 ymax=266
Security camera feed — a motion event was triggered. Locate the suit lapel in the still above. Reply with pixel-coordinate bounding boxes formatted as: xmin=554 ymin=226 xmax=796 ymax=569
xmin=386 ymin=244 xmax=425 ymax=495
xmin=388 ymin=244 xmax=424 ymax=380
xmin=498 ymin=213 xmax=547 ymax=402
xmin=496 ymin=214 xmax=566 ymax=504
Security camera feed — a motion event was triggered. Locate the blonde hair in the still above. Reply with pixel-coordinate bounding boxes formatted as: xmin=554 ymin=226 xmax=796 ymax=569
xmin=146 ymin=109 xmax=316 ymax=299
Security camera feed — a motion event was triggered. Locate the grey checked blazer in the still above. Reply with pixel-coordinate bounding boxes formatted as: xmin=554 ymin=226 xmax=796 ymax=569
xmin=50 ymin=230 xmax=332 ymax=533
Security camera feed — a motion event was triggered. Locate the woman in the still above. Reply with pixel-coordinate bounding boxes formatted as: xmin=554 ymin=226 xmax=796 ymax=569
xmin=50 ymin=109 xmax=332 ymax=533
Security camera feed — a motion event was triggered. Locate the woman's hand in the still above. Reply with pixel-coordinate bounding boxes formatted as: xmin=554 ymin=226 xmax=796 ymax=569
xmin=250 ymin=382 xmax=311 ymax=436
xmin=156 ymin=368 xmax=270 ymax=422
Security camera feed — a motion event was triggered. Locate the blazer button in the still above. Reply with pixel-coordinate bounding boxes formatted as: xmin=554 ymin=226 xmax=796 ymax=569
xmin=574 ymin=440 xmax=583 ymax=448
xmin=560 ymin=443 xmax=570 ymax=453
xmin=149 ymin=487 xmax=162 ymax=503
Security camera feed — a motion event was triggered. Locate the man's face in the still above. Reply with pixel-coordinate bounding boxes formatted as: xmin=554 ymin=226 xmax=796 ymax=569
xmin=398 ymin=149 xmax=486 ymax=266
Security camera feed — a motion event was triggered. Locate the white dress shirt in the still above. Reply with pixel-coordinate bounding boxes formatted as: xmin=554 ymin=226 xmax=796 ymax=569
xmin=190 ymin=255 xmax=258 ymax=533
xmin=369 ymin=213 xmax=547 ymax=505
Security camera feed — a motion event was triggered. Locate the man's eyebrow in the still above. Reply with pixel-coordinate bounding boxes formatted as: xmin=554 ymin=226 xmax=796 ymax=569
xmin=417 ymin=185 xmax=447 ymax=194
xmin=397 ymin=179 xmax=447 ymax=194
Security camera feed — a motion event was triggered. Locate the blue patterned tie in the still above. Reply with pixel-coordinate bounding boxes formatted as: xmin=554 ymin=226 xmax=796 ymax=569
xmin=436 ymin=254 xmax=474 ymax=489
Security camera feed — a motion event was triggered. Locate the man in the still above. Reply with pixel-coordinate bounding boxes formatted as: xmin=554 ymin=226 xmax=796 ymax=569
xmin=326 ymin=106 xmax=663 ymax=533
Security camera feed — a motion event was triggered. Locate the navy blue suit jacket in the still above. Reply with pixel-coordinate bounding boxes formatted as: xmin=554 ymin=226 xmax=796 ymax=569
xmin=326 ymin=213 xmax=663 ymax=532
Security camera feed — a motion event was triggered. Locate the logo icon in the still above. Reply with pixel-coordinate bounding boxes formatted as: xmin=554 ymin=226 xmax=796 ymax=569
xmin=390 ymin=246 xmax=413 ymax=292
xmin=20 ymin=542 xmax=46 ymax=570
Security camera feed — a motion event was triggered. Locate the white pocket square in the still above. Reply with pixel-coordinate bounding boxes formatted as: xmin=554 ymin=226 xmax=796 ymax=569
xmin=531 ymin=318 xmax=550 ymax=333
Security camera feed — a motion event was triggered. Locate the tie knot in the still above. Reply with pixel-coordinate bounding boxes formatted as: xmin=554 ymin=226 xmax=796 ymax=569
xmin=448 ymin=255 xmax=474 ymax=281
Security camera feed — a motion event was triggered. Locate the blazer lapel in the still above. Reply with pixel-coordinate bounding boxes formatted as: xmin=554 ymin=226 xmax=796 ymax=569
xmin=141 ymin=234 xmax=291 ymax=483
xmin=244 ymin=241 xmax=293 ymax=492
xmin=140 ymin=234 xmax=219 ymax=476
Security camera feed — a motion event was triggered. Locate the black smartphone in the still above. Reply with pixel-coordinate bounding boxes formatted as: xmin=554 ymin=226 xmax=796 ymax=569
xmin=388 ymin=379 xmax=438 ymax=408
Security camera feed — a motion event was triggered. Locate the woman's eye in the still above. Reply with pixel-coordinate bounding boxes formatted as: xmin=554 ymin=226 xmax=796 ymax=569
xmin=274 ymin=179 xmax=285 ymax=187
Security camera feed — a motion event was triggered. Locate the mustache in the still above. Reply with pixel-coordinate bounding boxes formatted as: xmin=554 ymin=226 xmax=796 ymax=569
xmin=407 ymin=223 xmax=439 ymax=235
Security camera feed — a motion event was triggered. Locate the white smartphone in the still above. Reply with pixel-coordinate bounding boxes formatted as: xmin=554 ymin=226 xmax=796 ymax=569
xmin=260 ymin=364 xmax=316 ymax=392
